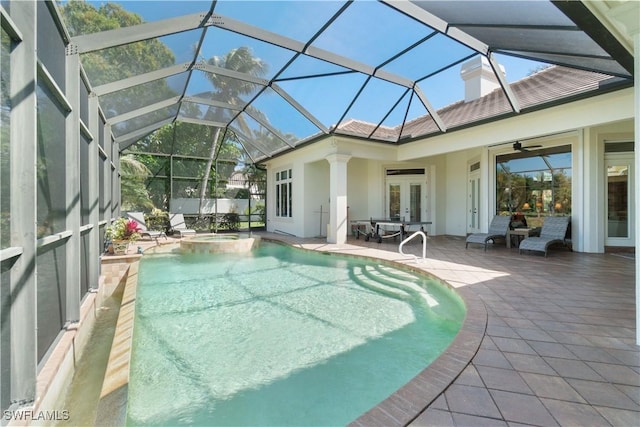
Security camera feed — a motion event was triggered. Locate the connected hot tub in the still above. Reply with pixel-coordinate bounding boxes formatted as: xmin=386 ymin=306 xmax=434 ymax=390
xmin=180 ymin=233 xmax=260 ymax=253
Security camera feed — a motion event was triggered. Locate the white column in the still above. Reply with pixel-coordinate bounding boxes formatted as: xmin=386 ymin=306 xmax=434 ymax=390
xmin=634 ymin=31 xmax=640 ymax=345
xmin=325 ymin=153 xmax=351 ymax=244
xmin=65 ymin=51 xmax=81 ymax=323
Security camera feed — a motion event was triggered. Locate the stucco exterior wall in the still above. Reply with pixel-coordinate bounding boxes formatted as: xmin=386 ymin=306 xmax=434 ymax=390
xmin=445 ymin=151 xmax=471 ymax=237
xmin=304 ymin=160 xmax=330 ymax=238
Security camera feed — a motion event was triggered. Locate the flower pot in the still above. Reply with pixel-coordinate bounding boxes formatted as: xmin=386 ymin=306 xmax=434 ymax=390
xmin=111 ymin=240 xmax=129 ymax=255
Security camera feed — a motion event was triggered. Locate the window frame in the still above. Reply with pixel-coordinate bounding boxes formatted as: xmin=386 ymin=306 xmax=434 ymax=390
xmin=274 ymin=168 xmax=293 ymax=219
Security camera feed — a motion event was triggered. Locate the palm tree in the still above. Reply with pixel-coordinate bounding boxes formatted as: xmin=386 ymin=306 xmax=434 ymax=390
xmin=120 ymin=154 xmax=154 ymax=211
xmin=198 ymin=47 xmax=268 ymax=218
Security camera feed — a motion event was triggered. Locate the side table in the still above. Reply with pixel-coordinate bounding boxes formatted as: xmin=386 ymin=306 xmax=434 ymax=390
xmin=506 ymin=228 xmax=533 ymax=248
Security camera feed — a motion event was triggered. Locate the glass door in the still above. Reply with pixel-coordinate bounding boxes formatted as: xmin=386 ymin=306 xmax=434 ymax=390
xmin=386 ymin=178 xmax=423 ymax=222
xmin=605 ymin=155 xmax=634 ymax=247
xmin=467 ymin=170 xmax=481 ymax=234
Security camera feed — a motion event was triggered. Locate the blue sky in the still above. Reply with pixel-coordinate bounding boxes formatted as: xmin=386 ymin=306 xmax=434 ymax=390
xmin=85 ymin=1 xmax=550 ymax=137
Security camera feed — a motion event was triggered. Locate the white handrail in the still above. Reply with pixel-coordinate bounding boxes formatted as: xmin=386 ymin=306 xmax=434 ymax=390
xmin=399 ymin=230 xmax=427 ymax=262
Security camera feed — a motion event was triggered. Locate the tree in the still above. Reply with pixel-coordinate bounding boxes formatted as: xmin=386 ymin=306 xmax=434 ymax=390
xmin=197 ymin=47 xmax=268 ymax=218
xmin=59 ymin=0 xmax=177 ymax=210
xmin=120 ymin=154 xmax=154 ymax=211
xmin=59 ymin=1 xmax=177 ymax=136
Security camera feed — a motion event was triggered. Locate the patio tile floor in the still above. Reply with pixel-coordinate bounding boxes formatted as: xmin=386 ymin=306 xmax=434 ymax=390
xmin=259 ymin=233 xmax=638 ymax=427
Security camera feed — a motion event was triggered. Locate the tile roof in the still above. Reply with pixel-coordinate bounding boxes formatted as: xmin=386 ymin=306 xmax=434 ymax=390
xmin=336 ymin=66 xmax=614 ymax=141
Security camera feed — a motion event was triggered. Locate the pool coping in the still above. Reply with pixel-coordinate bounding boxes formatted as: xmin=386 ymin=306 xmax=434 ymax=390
xmin=98 ymin=237 xmax=486 ymax=426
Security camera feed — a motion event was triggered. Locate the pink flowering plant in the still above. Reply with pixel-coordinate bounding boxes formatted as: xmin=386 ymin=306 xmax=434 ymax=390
xmin=105 ymin=218 xmax=141 ymax=242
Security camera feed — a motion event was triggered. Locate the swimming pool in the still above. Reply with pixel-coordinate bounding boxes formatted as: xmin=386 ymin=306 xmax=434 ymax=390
xmin=127 ymin=242 xmax=465 ymax=426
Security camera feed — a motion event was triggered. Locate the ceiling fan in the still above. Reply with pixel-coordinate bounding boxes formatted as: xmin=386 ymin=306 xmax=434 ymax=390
xmin=513 ymin=141 xmax=542 ymax=152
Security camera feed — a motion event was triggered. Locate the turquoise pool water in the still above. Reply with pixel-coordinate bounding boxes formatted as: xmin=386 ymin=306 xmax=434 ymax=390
xmin=127 ymin=243 xmax=465 ymax=426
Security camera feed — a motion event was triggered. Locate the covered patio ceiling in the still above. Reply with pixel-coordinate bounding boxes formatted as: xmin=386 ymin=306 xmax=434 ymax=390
xmin=64 ymin=0 xmax=635 ymax=163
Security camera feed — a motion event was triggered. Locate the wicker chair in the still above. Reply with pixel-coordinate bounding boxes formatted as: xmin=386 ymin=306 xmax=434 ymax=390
xmin=465 ymin=215 xmax=511 ymax=251
xmin=519 ymin=216 xmax=570 ymax=257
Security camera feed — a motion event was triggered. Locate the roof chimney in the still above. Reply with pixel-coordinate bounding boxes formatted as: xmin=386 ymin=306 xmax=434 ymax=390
xmin=460 ymin=56 xmax=505 ymax=102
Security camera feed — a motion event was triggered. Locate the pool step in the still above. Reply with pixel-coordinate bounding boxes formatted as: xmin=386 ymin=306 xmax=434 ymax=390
xmin=351 ymin=266 xmax=410 ymax=301
xmin=363 ymin=265 xmax=439 ymax=308
xmin=375 ymin=264 xmax=420 ymax=282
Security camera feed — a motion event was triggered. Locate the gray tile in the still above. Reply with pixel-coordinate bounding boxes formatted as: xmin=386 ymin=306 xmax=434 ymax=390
xmin=451 ymin=412 xmax=509 ymax=427
xmin=455 ymin=364 xmax=485 ymax=387
xmin=514 ymin=327 xmax=556 ymax=342
xmin=481 ymin=336 xmax=499 ymax=351
xmin=605 ymin=348 xmax=640 ymax=367
xmin=614 ymin=384 xmax=640 ymax=403
xmin=586 ymin=361 xmax=640 ymax=386
xmin=489 ymin=390 xmax=558 ymax=427
xmin=487 ymin=325 xmax=521 ymax=339
xmin=595 ymin=406 xmax=640 ymax=427
xmin=520 ymin=372 xmax=587 ymax=403
xmin=540 ymin=398 xmax=611 ymax=427
xmin=503 ymin=352 xmax=557 ymax=376
xmin=567 ymin=378 xmax=640 ymax=411
xmin=547 ymin=331 xmax=594 ymax=346
xmin=476 ymin=365 xmax=532 ymax=394
xmin=491 ymin=337 xmax=538 ymax=355
xmin=503 ymin=317 xmax=538 ymax=329
xmin=585 ymin=335 xmax=637 ymax=351
xmin=543 ymin=357 xmax=605 ymax=381
xmin=444 ymin=384 xmax=502 ymax=419
xmin=473 ymin=349 xmax=513 ymax=369
xmin=410 ymin=408 xmax=454 ymax=427
xmin=565 ymin=344 xmax=628 ymax=364
xmin=430 ymin=394 xmax=448 ymax=411
xmin=528 ymin=341 xmax=577 ymax=359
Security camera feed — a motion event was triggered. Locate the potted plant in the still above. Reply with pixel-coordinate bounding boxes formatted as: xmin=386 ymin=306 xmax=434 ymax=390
xmin=105 ymin=217 xmax=141 ymax=255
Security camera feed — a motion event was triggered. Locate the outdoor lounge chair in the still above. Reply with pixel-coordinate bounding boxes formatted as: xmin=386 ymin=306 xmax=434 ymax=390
xmin=465 ymin=215 xmax=511 ymax=251
xmin=169 ymin=213 xmax=197 ymax=237
xmin=519 ymin=216 xmax=570 ymax=257
xmin=126 ymin=212 xmax=167 ymax=242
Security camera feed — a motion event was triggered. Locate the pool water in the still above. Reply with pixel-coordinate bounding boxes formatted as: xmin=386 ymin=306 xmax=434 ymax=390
xmin=127 ymin=243 xmax=464 ymax=426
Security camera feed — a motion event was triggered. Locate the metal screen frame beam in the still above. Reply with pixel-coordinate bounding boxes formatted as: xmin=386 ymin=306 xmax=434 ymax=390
xmin=271 ymin=83 xmax=329 ymax=134
xmin=488 ymin=53 xmax=521 ymax=114
xmin=107 ymin=96 xmax=181 ymax=125
xmin=115 ymin=118 xmax=174 ymax=149
xmin=70 ymin=12 xmax=208 ymax=54
xmin=93 ymin=62 xmax=192 ymax=96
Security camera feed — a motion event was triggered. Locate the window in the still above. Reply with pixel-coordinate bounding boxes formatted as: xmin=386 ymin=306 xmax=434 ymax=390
xmin=275 ymin=168 xmax=292 ymax=218
xmin=496 ymin=145 xmax=571 ymax=227
xmin=36 ymin=79 xmax=67 ymax=237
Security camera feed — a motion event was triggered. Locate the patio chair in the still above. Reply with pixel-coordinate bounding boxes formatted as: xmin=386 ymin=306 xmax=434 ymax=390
xmin=465 ymin=215 xmax=511 ymax=251
xmin=169 ymin=213 xmax=197 ymax=237
xmin=519 ymin=216 xmax=570 ymax=257
xmin=126 ymin=212 xmax=167 ymax=242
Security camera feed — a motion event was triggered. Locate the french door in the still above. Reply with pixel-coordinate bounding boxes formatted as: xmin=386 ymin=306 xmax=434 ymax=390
xmin=386 ymin=177 xmax=423 ymax=222
xmin=467 ymin=169 xmax=481 ymax=234
xmin=605 ymin=154 xmax=634 ymax=247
